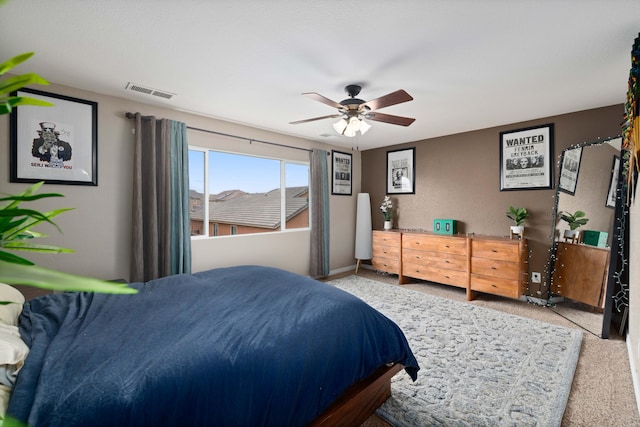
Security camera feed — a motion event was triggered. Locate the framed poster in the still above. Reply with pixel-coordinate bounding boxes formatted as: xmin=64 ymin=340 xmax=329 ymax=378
xmin=386 ymin=147 xmax=415 ymax=194
xmin=499 ymin=123 xmax=553 ymax=191
xmin=606 ymin=155 xmax=620 ymax=208
xmin=10 ymin=88 xmax=98 ymax=186
xmin=331 ymin=150 xmax=352 ymax=195
xmin=558 ymin=146 xmax=582 ymax=195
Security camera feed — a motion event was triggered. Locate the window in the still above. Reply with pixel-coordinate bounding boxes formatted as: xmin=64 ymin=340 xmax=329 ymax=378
xmin=189 ymin=148 xmax=309 ymax=238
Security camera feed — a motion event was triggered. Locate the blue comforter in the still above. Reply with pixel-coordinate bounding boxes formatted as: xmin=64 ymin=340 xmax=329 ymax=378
xmin=8 ymin=266 xmax=418 ymax=426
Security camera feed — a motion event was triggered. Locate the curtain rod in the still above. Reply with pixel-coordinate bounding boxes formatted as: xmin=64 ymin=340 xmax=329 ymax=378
xmin=125 ymin=112 xmax=314 ymax=153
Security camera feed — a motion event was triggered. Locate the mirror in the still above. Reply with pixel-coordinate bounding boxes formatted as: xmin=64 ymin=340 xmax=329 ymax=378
xmin=547 ymin=137 xmax=622 ymax=337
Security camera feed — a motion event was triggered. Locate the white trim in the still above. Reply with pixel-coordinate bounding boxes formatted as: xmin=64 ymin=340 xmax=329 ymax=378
xmin=627 ymin=333 xmax=640 ymax=417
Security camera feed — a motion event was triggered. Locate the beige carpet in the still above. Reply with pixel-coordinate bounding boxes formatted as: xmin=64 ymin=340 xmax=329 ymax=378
xmin=326 ymin=269 xmax=640 ymax=427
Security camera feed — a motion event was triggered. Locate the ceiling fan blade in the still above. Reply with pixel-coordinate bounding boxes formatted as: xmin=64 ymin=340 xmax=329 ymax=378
xmin=302 ymin=92 xmax=345 ymax=110
xmin=289 ymin=114 xmax=342 ymax=125
xmin=367 ymin=112 xmax=415 ymax=127
xmin=362 ymin=89 xmax=413 ymax=111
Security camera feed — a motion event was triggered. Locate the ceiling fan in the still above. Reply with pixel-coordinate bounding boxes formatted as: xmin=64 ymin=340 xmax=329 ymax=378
xmin=290 ymin=84 xmax=415 ymax=137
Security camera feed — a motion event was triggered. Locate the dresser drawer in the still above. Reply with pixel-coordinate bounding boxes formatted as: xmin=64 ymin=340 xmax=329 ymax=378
xmin=371 ymin=258 xmax=400 ymax=275
xmin=470 ymin=274 xmax=521 ymax=299
xmin=403 ymin=262 xmax=467 ymax=288
xmin=372 ymin=230 xmax=401 ymax=246
xmin=472 ymin=240 xmax=519 ymax=261
xmin=402 ymin=234 xmax=467 ymax=255
xmin=471 ymin=257 xmax=521 ymax=280
xmin=373 ymin=244 xmax=400 ymax=260
xmin=403 ymin=248 xmax=466 ymax=272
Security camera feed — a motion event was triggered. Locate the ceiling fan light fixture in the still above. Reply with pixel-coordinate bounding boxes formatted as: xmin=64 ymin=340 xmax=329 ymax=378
xmin=347 ymin=116 xmax=361 ymax=131
xmin=359 ymin=120 xmax=371 ymax=135
xmin=333 ymin=118 xmax=348 ymax=134
xmin=343 ymin=127 xmax=357 ymax=137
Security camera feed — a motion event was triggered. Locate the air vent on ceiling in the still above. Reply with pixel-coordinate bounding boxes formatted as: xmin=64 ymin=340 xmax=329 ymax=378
xmin=125 ymin=82 xmax=176 ymax=100
xmin=319 ymin=133 xmax=338 ymax=138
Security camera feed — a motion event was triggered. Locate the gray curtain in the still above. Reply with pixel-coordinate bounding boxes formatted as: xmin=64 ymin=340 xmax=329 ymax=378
xmin=131 ymin=113 xmax=192 ymax=282
xmin=309 ymin=149 xmax=330 ymax=278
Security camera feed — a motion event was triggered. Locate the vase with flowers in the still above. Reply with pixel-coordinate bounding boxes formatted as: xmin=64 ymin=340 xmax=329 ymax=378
xmin=379 ymin=196 xmax=393 ymax=230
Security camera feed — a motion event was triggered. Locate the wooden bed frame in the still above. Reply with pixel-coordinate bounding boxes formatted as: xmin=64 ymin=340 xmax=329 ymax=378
xmin=311 ymin=363 xmax=403 ymax=426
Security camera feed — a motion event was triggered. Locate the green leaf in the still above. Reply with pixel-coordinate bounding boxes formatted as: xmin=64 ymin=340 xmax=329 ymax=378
xmin=1 ymin=414 xmax=29 ymax=427
xmin=0 ymin=73 xmax=50 ymax=96
xmin=0 ymin=262 xmax=138 ymax=294
xmin=0 ymin=250 xmax=35 ymax=265
xmin=0 ymin=52 xmax=34 ymax=75
xmin=0 ymin=190 xmax=64 ymax=203
xmin=2 ymin=241 xmax=74 ymax=254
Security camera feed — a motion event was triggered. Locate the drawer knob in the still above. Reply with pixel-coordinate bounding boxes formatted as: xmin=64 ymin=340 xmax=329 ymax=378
xmin=491 ymin=284 xmax=497 ymax=288
xmin=492 ymin=249 xmax=498 ymax=253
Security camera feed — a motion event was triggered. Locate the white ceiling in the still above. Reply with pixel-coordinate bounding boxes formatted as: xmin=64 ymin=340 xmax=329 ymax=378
xmin=1 ymin=1 xmax=639 ymax=150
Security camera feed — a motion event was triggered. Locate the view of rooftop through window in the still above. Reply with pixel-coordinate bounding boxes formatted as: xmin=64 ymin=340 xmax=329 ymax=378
xmin=188 ymin=149 xmax=309 ymax=237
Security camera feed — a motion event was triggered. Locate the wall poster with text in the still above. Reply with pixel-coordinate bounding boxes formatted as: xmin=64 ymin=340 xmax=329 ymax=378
xmin=499 ymin=123 xmax=553 ymax=191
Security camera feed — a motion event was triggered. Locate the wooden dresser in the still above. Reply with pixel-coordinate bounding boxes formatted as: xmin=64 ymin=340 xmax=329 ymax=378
xmin=370 ymin=230 xmax=529 ymax=301
xmin=469 ymin=237 xmax=528 ymax=300
xmin=551 ymin=242 xmax=609 ymax=308
xmin=401 ymin=232 xmax=468 ymax=290
xmin=371 ymin=230 xmax=402 ymax=276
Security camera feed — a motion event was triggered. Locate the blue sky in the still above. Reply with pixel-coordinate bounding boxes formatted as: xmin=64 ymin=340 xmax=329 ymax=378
xmin=188 ymin=150 xmax=308 ymax=194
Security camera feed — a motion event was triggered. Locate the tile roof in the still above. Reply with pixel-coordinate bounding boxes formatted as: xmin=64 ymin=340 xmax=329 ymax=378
xmin=190 ymin=186 xmax=308 ymax=229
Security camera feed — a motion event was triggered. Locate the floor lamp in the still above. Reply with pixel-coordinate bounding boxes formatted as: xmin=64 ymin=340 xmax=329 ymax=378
xmin=355 ymin=193 xmax=372 ymax=273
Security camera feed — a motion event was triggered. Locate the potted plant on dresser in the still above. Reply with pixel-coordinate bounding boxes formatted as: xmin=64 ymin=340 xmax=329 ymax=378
xmin=559 ymin=210 xmax=589 ymax=243
xmin=379 ymin=196 xmax=393 ymax=230
xmin=506 ymin=206 xmax=529 ymax=239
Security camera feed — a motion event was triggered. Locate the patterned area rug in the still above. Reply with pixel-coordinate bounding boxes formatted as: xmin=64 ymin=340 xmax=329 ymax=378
xmin=329 ymin=276 xmax=583 ymax=427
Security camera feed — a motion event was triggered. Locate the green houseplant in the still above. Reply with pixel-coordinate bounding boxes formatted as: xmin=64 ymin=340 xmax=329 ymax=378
xmin=0 ymin=182 xmax=136 ymax=293
xmin=559 ymin=210 xmax=589 ymax=242
xmin=506 ymin=206 xmax=529 ymax=237
xmin=559 ymin=210 xmax=589 ymax=230
xmin=506 ymin=206 xmax=529 ymax=226
xmin=0 ymin=52 xmax=54 ymax=114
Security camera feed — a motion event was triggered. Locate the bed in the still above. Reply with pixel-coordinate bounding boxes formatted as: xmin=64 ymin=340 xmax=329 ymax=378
xmin=1 ymin=265 xmax=419 ymax=426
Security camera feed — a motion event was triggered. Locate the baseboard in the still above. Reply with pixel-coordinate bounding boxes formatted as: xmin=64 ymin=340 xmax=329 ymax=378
xmin=329 ymin=263 xmax=373 ymax=276
xmin=627 ymin=333 xmax=640 ymax=418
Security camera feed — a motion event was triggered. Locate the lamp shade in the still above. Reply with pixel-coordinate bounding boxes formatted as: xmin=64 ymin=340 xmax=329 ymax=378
xmin=333 ymin=118 xmax=347 ymax=134
xmin=355 ymin=193 xmax=373 ymax=260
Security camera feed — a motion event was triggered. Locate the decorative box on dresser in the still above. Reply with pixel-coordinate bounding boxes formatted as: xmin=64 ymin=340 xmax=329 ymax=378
xmin=469 ymin=237 xmax=529 ymax=300
xmin=371 ymin=230 xmax=402 ymax=277
xmin=551 ymin=242 xmax=609 ymax=308
xmin=400 ymin=232 xmax=469 ymax=291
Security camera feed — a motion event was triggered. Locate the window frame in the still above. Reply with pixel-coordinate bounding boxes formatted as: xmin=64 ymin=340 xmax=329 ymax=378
xmin=189 ymin=146 xmax=310 ymax=239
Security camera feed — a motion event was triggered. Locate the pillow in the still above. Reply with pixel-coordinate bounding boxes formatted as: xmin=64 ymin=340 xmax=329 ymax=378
xmin=0 ymin=283 xmax=25 ymax=326
xmin=0 ymin=324 xmax=29 ymax=388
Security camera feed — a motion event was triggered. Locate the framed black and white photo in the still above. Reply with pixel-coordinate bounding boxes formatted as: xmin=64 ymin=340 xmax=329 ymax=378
xmin=499 ymin=123 xmax=553 ymax=191
xmin=10 ymin=88 xmax=98 ymax=186
xmin=331 ymin=150 xmax=352 ymax=195
xmin=606 ymin=155 xmax=620 ymax=208
xmin=386 ymin=147 xmax=415 ymax=194
xmin=558 ymin=146 xmax=582 ymax=195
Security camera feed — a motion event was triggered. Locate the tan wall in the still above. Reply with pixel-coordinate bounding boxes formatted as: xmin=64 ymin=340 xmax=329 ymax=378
xmin=362 ymin=105 xmax=623 ymax=295
xmin=0 ymin=80 xmax=362 ymax=280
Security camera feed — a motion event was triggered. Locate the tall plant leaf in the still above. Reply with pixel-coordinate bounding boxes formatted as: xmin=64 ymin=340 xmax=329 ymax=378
xmin=1 ymin=262 xmax=138 ymax=294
